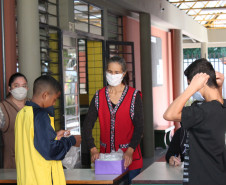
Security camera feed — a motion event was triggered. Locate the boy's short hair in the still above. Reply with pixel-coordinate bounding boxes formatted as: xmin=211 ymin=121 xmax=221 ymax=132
xmin=33 ymin=75 xmax=61 ymax=95
xmin=184 ymin=58 xmax=218 ymax=88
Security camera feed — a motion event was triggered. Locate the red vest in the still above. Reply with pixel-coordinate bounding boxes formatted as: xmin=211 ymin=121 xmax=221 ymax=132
xmin=96 ymin=86 xmax=143 ymax=170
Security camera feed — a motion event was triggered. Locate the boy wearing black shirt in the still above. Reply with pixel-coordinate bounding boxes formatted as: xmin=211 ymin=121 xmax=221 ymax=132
xmin=164 ymin=58 xmax=226 ymax=185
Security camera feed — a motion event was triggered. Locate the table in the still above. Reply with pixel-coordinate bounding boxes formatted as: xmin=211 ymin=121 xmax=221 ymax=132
xmin=0 ymin=168 xmax=127 ymax=184
xmin=132 ymin=162 xmax=183 ymax=185
xmin=154 ymin=125 xmax=175 ymax=149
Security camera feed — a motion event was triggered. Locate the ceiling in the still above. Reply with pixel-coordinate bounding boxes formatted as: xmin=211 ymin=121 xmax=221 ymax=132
xmin=168 ymin=0 xmax=226 ymax=29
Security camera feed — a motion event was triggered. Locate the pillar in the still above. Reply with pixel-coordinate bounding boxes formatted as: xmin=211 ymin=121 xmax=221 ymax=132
xmin=171 ymin=29 xmax=183 ymax=130
xmin=201 ymin=42 xmax=208 ymax=59
xmin=0 ymin=0 xmax=17 ymax=99
xmin=59 ymin=0 xmax=74 ymax=31
xmin=17 ymin=0 xmax=41 ymax=98
xmin=4 ymin=0 xmax=17 ymax=89
xmin=139 ymin=12 xmax=154 ymax=158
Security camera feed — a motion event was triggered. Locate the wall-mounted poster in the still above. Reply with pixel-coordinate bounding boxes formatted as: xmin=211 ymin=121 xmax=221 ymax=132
xmin=151 ymin=36 xmax=163 ymax=87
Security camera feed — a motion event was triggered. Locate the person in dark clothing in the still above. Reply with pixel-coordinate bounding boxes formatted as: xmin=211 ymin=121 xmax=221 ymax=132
xmin=164 ymin=58 xmax=226 ymax=185
xmin=165 ymin=101 xmax=202 ymax=166
xmin=165 ymin=127 xmax=187 ymax=166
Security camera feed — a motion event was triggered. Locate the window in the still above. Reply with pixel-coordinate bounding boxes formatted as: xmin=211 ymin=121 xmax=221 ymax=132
xmin=107 ymin=13 xmax=123 ymax=41
xmin=74 ymin=0 xmax=102 ymax=35
xmin=62 ymin=33 xmax=80 ymax=135
xmin=39 ymin=0 xmax=58 ymax=27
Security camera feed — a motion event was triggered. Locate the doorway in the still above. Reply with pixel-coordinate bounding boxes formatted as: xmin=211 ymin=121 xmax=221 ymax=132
xmin=78 ymin=39 xmax=104 ymax=167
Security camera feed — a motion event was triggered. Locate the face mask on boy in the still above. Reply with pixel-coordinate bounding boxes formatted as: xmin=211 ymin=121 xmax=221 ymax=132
xmin=106 ymin=72 xmax=124 ymax=87
xmin=192 ymin=91 xmax=205 ymax=101
xmin=11 ymin=87 xmax=28 ymax=101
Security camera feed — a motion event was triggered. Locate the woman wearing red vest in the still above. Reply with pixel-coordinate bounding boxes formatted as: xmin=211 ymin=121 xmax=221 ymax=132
xmin=83 ymin=56 xmax=144 ymax=184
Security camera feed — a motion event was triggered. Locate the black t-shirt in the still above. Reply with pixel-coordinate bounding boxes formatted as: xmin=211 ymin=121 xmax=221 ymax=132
xmin=181 ymin=100 xmax=226 ymax=185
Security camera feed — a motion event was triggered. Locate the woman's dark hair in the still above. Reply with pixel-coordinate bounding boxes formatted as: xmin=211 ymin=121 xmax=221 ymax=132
xmin=106 ymin=56 xmax=129 ymax=85
xmin=184 ymin=58 xmax=218 ymax=88
xmin=8 ymin=72 xmax=27 ymax=88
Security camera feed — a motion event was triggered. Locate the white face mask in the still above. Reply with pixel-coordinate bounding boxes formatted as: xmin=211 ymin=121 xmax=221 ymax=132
xmin=11 ymin=87 xmax=28 ymax=101
xmin=192 ymin=91 xmax=205 ymax=101
xmin=106 ymin=72 xmax=124 ymax=87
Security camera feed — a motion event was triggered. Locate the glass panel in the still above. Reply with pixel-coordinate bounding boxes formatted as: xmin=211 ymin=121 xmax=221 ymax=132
xmin=40 ymin=40 xmax=49 ymax=48
xmin=108 ymin=13 xmax=123 ymax=41
xmin=66 ymin=115 xmax=79 ymax=124
xmin=90 ymin=25 xmax=101 ymax=35
xmin=65 ymin=117 xmax=80 ymax=135
xmin=49 ymin=4 xmax=57 ymax=15
xmin=63 ymin=37 xmax=76 ymax=48
xmin=74 ymin=1 xmax=88 ymax=12
xmin=41 ymin=62 xmax=49 ymax=73
xmin=74 ymin=12 xmax=88 ymax=23
xmin=64 ymin=69 xmax=77 ymax=83
xmin=65 ymin=94 xmax=77 ymax=106
xmin=75 ymin=21 xmax=88 ymax=32
xmin=39 ymin=4 xmax=46 ymax=12
xmin=89 ymin=5 xmax=101 ymax=14
xmin=68 ymin=48 xmax=76 ymax=57
xmin=63 ymin=31 xmax=80 ymax=134
xmin=66 ymin=118 xmax=80 ymax=128
xmin=48 ymin=16 xmax=57 ymax=27
xmin=40 ymin=29 xmax=48 ymax=38
xmin=74 ymin=1 xmax=89 ymax=32
xmin=64 ymin=58 xmax=76 ymax=69
xmin=65 ymin=106 xmax=79 ymax=117
xmin=63 ymin=47 xmax=78 ymax=83
xmin=39 ymin=14 xmax=47 ymax=24
xmin=41 ymin=51 xmax=49 ymax=61
xmin=74 ymin=1 xmax=102 ymax=35
xmin=89 ymin=15 xmax=101 ymax=27
xmin=64 ymin=82 xmax=77 ymax=94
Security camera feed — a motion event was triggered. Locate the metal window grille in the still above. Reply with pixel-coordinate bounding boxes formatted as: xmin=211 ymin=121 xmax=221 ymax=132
xmin=107 ymin=12 xmax=123 ymax=41
xmin=74 ymin=0 xmax=103 ymax=36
